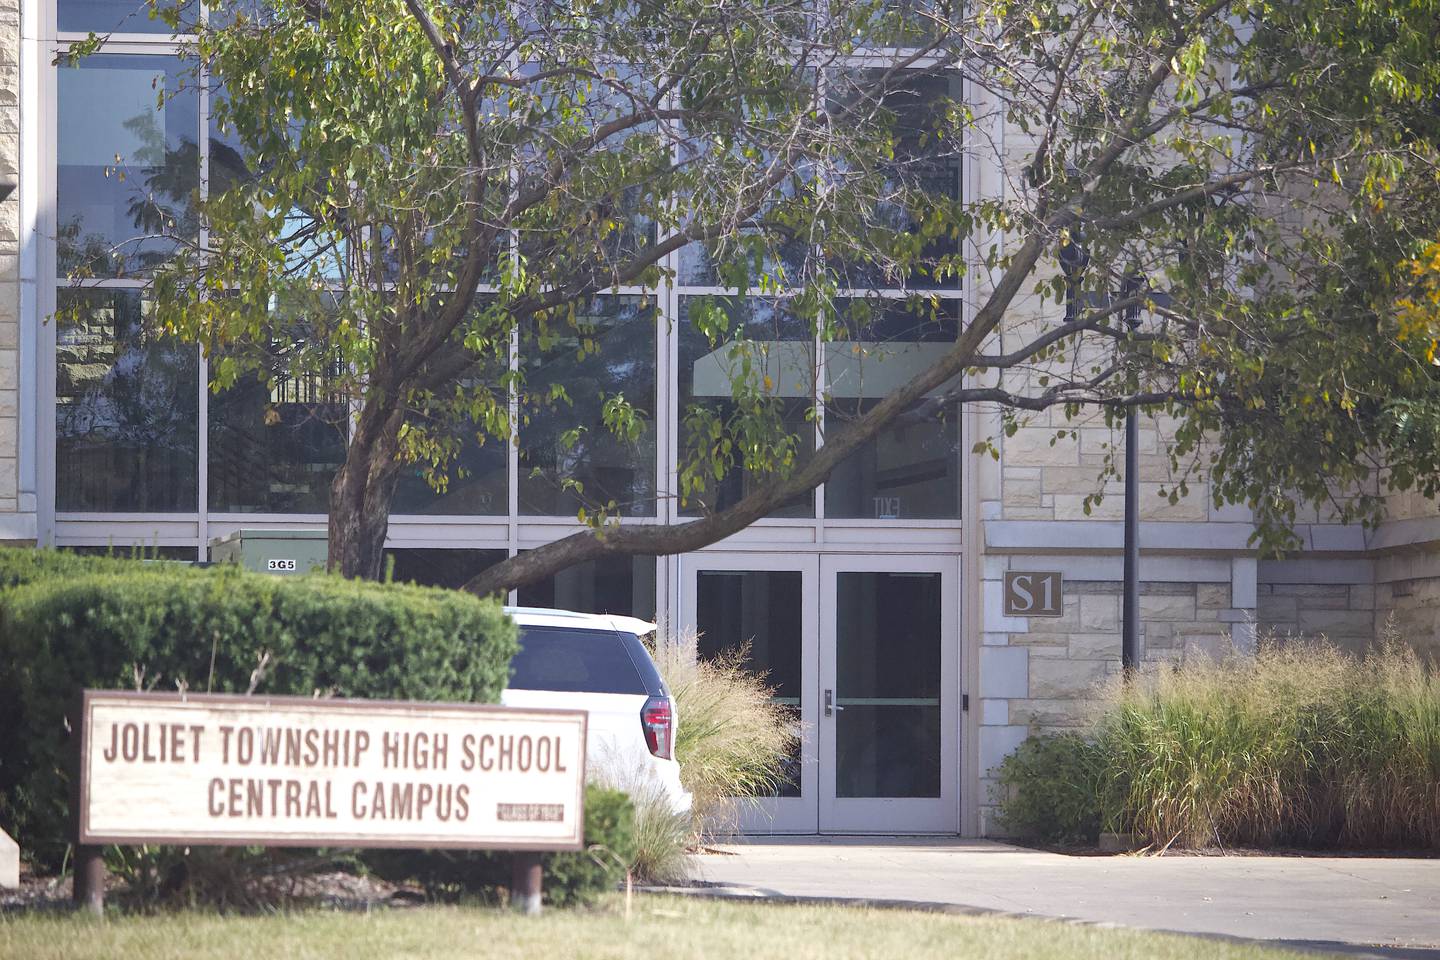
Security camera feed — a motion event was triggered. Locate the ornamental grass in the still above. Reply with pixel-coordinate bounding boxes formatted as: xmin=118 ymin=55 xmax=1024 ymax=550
xmin=1000 ymin=635 xmax=1440 ymax=852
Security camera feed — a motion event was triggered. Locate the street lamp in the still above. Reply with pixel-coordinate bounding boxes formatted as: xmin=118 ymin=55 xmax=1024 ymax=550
xmin=1060 ymin=235 xmax=1144 ymax=673
xmin=1119 ymin=274 xmax=1143 ymax=674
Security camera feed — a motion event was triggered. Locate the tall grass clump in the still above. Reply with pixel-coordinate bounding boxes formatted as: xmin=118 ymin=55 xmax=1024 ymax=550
xmin=999 ymin=637 xmax=1440 ymax=852
xmin=649 ymin=630 xmax=797 ymax=838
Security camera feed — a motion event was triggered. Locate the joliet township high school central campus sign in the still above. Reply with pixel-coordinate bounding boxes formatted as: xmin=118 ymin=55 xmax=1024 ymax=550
xmin=77 ymin=691 xmax=587 ymax=851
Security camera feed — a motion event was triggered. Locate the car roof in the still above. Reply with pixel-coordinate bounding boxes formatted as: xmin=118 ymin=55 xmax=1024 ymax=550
xmin=503 ymin=606 xmax=657 ymax=637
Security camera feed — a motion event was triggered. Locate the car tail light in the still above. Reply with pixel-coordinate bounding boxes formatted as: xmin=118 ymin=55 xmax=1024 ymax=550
xmin=641 ymin=696 xmax=673 ymax=760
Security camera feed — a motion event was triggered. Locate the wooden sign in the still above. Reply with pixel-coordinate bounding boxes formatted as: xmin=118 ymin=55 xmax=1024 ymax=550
xmin=77 ymin=691 xmax=587 ymax=851
xmin=1003 ymin=571 xmax=1065 ymax=617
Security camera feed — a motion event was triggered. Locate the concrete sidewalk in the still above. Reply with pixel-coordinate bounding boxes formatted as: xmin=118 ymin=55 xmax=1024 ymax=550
xmin=691 ymin=837 xmax=1440 ymax=958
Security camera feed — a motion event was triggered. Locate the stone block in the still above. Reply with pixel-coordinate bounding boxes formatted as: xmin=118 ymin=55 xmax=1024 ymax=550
xmin=1297 ymin=608 xmax=1373 ymax=638
xmin=980 ymin=698 xmax=1009 ymax=726
xmin=1140 ymin=593 xmax=1197 ymax=621
xmin=1197 ymin=584 xmax=1230 ymax=609
xmin=1029 ymin=658 xmax=1112 ymax=700
xmin=979 ymin=646 xmax=1028 ymax=699
xmin=1008 ymin=698 xmax=1101 ymax=728
xmin=1069 ymin=631 xmax=1121 ymax=659
xmin=1080 ymin=594 xmax=1118 ymax=630
xmin=1350 ymin=585 xmax=1375 ymax=611
xmin=1258 ymin=594 xmax=1297 ymax=624
xmin=1004 ymin=428 xmax=1080 ymax=466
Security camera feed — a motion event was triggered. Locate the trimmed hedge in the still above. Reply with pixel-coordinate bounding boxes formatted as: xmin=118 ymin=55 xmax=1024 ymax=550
xmin=365 ymin=785 xmax=637 ymax=906
xmin=0 ymin=548 xmax=518 ymax=869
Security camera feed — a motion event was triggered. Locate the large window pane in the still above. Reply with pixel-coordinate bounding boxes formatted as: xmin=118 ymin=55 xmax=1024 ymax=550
xmin=678 ymin=297 xmax=813 ymax=518
xmin=59 ymin=0 xmax=197 ymax=35
xmin=208 ymin=299 xmax=347 ymax=514
xmin=58 ymin=55 xmax=198 ymax=278
xmin=518 ymin=296 xmax=657 ymax=516
xmin=826 ymin=70 xmax=962 ymax=290
xmin=824 ymin=300 xmax=960 ymax=519
xmin=382 ymin=548 xmax=506 ymax=590
xmin=517 ymin=556 xmax=657 ymax=621
xmin=391 ymin=434 xmax=508 ymax=516
xmin=55 ymin=288 xmax=198 ymax=512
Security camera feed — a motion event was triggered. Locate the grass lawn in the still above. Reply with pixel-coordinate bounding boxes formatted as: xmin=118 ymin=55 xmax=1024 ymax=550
xmin=1 ymin=894 xmax=1311 ymax=960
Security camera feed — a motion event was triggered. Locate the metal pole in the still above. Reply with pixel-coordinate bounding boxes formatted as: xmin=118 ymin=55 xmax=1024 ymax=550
xmin=73 ymin=846 xmax=105 ymax=916
xmin=1121 ymin=273 xmax=1143 ymax=674
xmin=511 ymin=851 xmax=543 ymax=916
xmin=1122 ymin=405 xmax=1140 ymax=673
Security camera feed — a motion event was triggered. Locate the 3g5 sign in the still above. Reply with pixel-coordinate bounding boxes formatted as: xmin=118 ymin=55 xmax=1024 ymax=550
xmin=1003 ymin=571 xmax=1064 ymax=617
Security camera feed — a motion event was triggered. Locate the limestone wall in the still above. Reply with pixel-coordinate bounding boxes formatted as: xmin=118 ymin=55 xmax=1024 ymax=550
xmin=0 ymin=0 xmax=17 ymax=532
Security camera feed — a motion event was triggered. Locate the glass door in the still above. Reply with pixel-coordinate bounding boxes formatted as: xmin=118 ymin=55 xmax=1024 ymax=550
xmin=679 ymin=553 xmax=819 ymax=834
xmin=819 ymin=555 xmax=958 ymax=833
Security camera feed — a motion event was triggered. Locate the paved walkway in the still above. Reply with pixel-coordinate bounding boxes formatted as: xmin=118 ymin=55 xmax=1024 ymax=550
xmin=691 ymin=837 xmax=1440 ymax=958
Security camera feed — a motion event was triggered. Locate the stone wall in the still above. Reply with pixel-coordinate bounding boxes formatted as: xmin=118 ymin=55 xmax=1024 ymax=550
xmin=0 ymin=0 xmax=18 ymax=535
xmin=975 ymin=554 xmax=1252 ymax=834
xmin=1255 ymin=558 xmax=1377 ymax=653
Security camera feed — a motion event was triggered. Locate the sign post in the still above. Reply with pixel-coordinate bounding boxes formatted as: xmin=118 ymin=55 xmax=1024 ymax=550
xmin=74 ymin=691 xmax=587 ymax=914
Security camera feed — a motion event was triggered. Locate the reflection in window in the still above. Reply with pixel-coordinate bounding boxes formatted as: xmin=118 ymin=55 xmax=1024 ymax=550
xmin=58 ymin=0 xmax=197 ymax=35
xmin=678 ymin=297 xmax=814 ymax=518
xmin=695 ymin=568 xmax=804 ymax=797
xmin=208 ymin=302 xmax=348 ymax=514
xmin=518 ymin=296 xmax=657 ymax=516
xmin=58 ymin=55 xmax=199 ymax=278
xmin=383 ymin=549 xmax=507 ymax=590
xmin=517 ymin=556 xmax=657 ymax=621
xmin=826 ymin=70 xmax=962 ymax=290
xmin=391 ymin=432 xmax=508 ymax=516
xmin=824 ymin=300 xmax=960 ymax=519
xmin=55 ymin=288 xmax=198 ymax=512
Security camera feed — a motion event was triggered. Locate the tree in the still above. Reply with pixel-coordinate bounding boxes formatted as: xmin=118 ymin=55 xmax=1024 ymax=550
xmin=96 ymin=0 xmax=1440 ymax=590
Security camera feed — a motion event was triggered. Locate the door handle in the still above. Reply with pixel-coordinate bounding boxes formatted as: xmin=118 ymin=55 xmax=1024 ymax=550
xmin=825 ymin=689 xmax=844 ymax=717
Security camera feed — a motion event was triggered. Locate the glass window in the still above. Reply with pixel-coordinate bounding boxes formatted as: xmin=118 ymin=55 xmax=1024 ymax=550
xmin=391 ymin=434 xmax=508 ymax=516
xmin=517 ymin=555 xmax=657 ymax=621
xmin=58 ymin=54 xmax=199 ymax=279
xmin=824 ymin=300 xmax=960 ymax=519
xmin=58 ymin=0 xmax=197 ymax=35
xmin=207 ymin=298 xmax=348 ymax=514
xmin=508 ymin=626 xmax=649 ymax=695
xmin=825 ymin=70 xmax=962 ymax=290
xmin=382 ymin=548 xmax=506 ymax=590
xmin=518 ymin=296 xmax=657 ymax=517
xmin=391 ymin=320 xmax=509 ymax=517
xmin=55 ymin=288 xmax=198 ymax=512
xmin=678 ymin=296 xmax=814 ymax=518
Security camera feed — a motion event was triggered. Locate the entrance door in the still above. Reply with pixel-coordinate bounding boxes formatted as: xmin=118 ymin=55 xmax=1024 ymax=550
xmin=679 ymin=553 xmax=957 ymax=834
xmin=819 ymin=555 xmax=958 ymax=833
xmin=679 ymin=553 xmax=819 ymax=833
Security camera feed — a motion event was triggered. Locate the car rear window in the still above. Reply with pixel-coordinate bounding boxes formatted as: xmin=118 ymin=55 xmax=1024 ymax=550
xmin=508 ymin=625 xmax=653 ymax=695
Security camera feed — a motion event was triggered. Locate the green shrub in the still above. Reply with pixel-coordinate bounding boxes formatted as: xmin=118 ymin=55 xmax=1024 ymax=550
xmin=0 ymin=548 xmax=517 ymax=869
xmin=998 ymin=638 xmax=1440 ymax=852
xmin=995 ymin=734 xmax=1104 ymax=844
xmin=363 ymin=785 xmax=635 ymax=906
xmin=649 ymin=630 xmax=796 ymax=838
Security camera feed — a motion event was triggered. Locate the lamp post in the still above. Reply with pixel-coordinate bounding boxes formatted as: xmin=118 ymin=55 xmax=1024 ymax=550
xmin=1120 ymin=274 xmax=1142 ymax=674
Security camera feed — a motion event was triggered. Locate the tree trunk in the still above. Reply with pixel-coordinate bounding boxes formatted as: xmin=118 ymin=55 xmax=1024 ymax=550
xmin=328 ymin=401 xmax=406 ymax=580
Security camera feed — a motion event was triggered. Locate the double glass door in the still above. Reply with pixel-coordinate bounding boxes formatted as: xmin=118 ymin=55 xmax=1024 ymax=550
xmin=680 ymin=553 xmax=958 ymax=834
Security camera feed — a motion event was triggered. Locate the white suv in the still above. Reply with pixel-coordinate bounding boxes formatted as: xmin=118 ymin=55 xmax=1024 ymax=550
xmin=499 ymin=607 xmax=692 ymax=816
